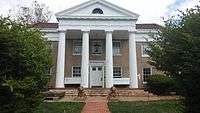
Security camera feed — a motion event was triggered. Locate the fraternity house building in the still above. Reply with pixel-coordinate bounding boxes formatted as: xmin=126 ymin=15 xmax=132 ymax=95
xmin=34 ymin=0 xmax=160 ymax=89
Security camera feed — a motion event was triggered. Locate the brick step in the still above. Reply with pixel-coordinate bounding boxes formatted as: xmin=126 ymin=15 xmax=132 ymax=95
xmin=85 ymin=89 xmax=109 ymax=96
xmin=65 ymin=90 xmax=78 ymax=96
xmin=63 ymin=89 xmax=154 ymax=97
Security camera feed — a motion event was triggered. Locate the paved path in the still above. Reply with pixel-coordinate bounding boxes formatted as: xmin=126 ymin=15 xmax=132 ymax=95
xmin=81 ymin=97 xmax=111 ymax=113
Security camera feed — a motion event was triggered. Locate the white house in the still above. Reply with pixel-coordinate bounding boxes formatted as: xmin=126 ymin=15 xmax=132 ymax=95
xmin=34 ymin=0 xmax=160 ymax=89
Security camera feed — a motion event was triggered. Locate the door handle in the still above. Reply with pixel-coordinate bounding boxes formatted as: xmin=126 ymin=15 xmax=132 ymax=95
xmin=101 ymin=78 xmax=103 ymax=81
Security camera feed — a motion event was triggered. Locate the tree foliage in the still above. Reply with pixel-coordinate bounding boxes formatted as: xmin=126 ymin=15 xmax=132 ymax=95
xmin=9 ymin=0 xmax=52 ymax=24
xmin=0 ymin=17 xmax=52 ymax=113
xmin=148 ymin=5 xmax=200 ymax=113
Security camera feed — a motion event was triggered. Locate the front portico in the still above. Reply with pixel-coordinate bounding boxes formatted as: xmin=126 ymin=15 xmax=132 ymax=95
xmin=56 ymin=30 xmax=138 ymax=89
xmin=55 ymin=0 xmax=139 ymax=89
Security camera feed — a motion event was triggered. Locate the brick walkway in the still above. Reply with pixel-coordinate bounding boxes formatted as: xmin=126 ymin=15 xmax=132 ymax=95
xmin=81 ymin=97 xmax=111 ymax=113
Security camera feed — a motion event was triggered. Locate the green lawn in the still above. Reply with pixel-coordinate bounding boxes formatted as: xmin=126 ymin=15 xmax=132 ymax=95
xmin=108 ymin=100 xmax=184 ymax=113
xmin=34 ymin=102 xmax=85 ymax=113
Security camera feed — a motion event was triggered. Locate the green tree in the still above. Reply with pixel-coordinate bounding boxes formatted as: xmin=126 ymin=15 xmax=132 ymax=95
xmin=9 ymin=0 xmax=52 ymax=24
xmin=0 ymin=17 xmax=52 ymax=113
xmin=148 ymin=5 xmax=200 ymax=113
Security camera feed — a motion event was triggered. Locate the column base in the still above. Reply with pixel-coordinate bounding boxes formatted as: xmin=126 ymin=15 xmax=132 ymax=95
xmin=81 ymin=84 xmax=89 ymax=88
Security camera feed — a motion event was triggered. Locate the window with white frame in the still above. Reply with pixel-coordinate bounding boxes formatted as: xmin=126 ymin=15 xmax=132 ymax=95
xmin=113 ymin=41 xmax=121 ymax=55
xmin=142 ymin=44 xmax=150 ymax=57
xmin=73 ymin=40 xmax=82 ymax=55
xmin=143 ymin=68 xmax=151 ymax=82
xmin=72 ymin=66 xmax=81 ymax=77
xmin=91 ymin=40 xmax=103 ymax=55
xmin=113 ymin=66 xmax=122 ymax=78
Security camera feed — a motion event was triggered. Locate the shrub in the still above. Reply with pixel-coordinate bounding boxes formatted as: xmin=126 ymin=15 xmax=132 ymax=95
xmin=0 ymin=17 xmax=52 ymax=113
xmin=43 ymin=91 xmax=65 ymax=99
xmin=146 ymin=74 xmax=175 ymax=95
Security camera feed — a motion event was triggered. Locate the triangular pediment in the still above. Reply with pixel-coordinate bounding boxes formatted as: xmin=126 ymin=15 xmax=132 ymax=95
xmin=56 ymin=0 xmax=139 ymax=19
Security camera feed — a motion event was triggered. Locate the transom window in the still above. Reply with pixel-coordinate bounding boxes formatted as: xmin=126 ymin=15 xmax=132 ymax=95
xmin=92 ymin=8 xmax=103 ymax=14
xmin=143 ymin=68 xmax=151 ymax=82
xmin=142 ymin=44 xmax=150 ymax=57
xmin=113 ymin=41 xmax=121 ymax=55
xmin=113 ymin=66 xmax=122 ymax=78
xmin=91 ymin=40 xmax=103 ymax=55
xmin=92 ymin=66 xmax=102 ymax=71
xmin=72 ymin=66 xmax=81 ymax=77
xmin=73 ymin=40 xmax=82 ymax=55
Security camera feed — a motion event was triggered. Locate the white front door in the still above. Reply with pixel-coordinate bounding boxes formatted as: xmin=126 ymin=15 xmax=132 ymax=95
xmin=90 ymin=66 xmax=103 ymax=87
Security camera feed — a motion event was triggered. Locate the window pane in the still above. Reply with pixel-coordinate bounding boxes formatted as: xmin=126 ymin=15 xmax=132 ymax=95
xmin=92 ymin=67 xmax=96 ymax=71
xmin=98 ymin=67 xmax=102 ymax=71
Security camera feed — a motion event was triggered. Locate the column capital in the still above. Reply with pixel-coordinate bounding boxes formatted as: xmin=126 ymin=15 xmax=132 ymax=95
xmin=105 ymin=30 xmax=113 ymax=33
xmin=129 ymin=30 xmax=137 ymax=33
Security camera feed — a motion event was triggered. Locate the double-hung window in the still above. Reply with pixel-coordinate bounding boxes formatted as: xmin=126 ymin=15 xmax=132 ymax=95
xmin=143 ymin=68 xmax=151 ymax=82
xmin=113 ymin=41 xmax=121 ymax=55
xmin=73 ymin=40 xmax=82 ymax=55
xmin=72 ymin=66 xmax=81 ymax=77
xmin=91 ymin=40 xmax=103 ymax=55
xmin=142 ymin=44 xmax=150 ymax=57
xmin=113 ymin=66 xmax=122 ymax=78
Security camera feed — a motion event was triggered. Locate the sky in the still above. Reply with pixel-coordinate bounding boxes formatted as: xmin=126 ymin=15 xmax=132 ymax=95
xmin=0 ymin=0 xmax=199 ymax=25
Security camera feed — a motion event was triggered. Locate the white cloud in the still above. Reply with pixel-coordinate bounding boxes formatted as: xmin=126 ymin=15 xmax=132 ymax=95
xmin=0 ymin=0 xmax=198 ymax=25
xmin=165 ymin=0 xmax=199 ymax=18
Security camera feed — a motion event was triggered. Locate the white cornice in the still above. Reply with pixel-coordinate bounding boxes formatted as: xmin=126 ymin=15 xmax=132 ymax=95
xmin=56 ymin=16 xmax=137 ymax=20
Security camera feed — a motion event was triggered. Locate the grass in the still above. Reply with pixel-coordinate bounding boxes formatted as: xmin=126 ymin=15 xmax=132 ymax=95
xmin=108 ymin=100 xmax=184 ymax=113
xmin=34 ymin=102 xmax=85 ymax=113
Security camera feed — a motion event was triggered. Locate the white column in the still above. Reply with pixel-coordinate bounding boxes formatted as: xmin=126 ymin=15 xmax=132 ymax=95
xmin=106 ymin=31 xmax=114 ymax=88
xmin=56 ymin=31 xmax=66 ymax=88
xmin=129 ymin=31 xmax=138 ymax=88
xmin=81 ymin=30 xmax=90 ymax=88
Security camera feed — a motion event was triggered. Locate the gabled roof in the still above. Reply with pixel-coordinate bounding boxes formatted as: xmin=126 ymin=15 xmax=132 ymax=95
xmin=33 ymin=23 xmax=161 ymax=30
xmin=55 ymin=0 xmax=139 ymax=19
